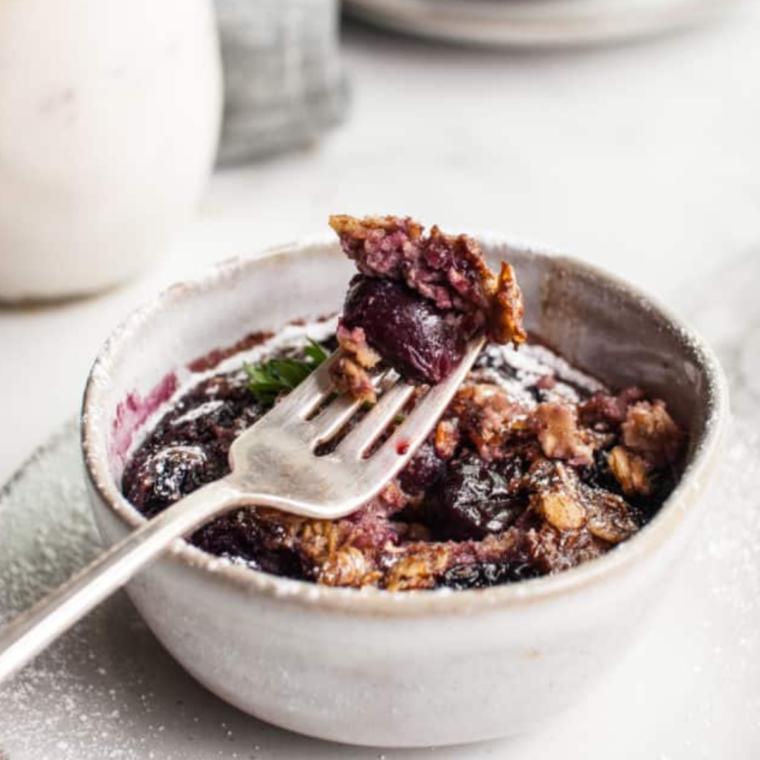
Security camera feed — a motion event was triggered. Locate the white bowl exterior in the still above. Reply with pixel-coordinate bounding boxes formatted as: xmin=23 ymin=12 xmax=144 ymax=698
xmin=83 ymin=237 xmax=727 ymax=746
xmin=90 ymin=481 xmax=697 ymax=746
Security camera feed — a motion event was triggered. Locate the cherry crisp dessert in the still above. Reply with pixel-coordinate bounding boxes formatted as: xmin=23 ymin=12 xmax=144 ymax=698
xmin=123 ymin=215 xmax=685 ymax=591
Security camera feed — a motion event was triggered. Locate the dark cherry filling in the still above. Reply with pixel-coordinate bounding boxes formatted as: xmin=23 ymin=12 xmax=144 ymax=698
xmin=430 ymin=452 xmax=528 ymax=541
xmin=122 ymin=327 xmax=683 ymax=591
xmin=342 ymin=275 xmax=466 ymax=384
xmin=122 ymin=374 xmax=266 ymax=519
xmin=439 ymin=561 xmax=540 ymax=590
xmin=191 ymin=513 xmax=305 ymax=579
xmin=397 ymin=442 xmax=446 ymax=495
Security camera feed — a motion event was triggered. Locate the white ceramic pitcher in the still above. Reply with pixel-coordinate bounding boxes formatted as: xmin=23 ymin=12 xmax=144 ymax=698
xmin=0 ymin=0 xmax=222 ymax=301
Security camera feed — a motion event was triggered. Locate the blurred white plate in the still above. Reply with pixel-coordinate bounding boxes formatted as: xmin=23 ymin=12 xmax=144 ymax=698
xmin=343 ymin=0 xmax=746 ymax=48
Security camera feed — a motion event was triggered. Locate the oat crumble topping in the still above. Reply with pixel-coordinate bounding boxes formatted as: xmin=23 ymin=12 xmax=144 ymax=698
xmin=121 ymin=216 xmax=685 ymax=591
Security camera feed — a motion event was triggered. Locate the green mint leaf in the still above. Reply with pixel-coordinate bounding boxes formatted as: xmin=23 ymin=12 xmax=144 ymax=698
xmin=245 ymin=339 xmax=330 ymax=407
xmin=304 ymin=339 xmax=329 ymax=365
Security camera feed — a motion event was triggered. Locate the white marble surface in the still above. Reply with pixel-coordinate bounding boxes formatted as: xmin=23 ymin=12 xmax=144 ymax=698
xmin=0 ymin=5 xmax=759 ymax=757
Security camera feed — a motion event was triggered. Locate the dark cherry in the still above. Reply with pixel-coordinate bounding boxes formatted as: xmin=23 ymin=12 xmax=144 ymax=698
xmin=124 ymin=445 xmax=219 ymax=518
xmin=122 ymin=372 xmax=270 ymax=515
xmin=431 ymin=452 xmax=527 ymax=540
xmin=342 ymin=275 xmax=465 ymax=383
xmin=167 ymin=399 xmax=239 ymax=443
xmin=191 ymin=511 xmax=307 ymax=580
xmin=438 ymin=561 xmax=539 ymax=590
xmin=398 ymin=442 xmax=446 ymax=495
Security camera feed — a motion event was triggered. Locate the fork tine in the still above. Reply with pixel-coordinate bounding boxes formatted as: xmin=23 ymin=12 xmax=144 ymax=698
xmin=365 ymin=336 xmax=486 ymax=479
xmin=228 ymin=336 xmax=485 ymax=521
xmin=262 ymin=352 xmax=338 ymax=424
xmin=336 ymin=380 xmax=416 ymax=458
xmin=308 ymin=368 xmax=396 ymax=445
xmin=308 ymin=393 xmax=366 ymax=445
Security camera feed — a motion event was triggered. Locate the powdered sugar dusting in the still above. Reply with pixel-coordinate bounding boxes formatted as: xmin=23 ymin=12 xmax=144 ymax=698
xmin=694 ymin=419 xmax=760 ymax=692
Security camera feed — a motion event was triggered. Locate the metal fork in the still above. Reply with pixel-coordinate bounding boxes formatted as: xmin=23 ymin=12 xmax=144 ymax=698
xmin=0 ymin=337 xmax=484 ymax=683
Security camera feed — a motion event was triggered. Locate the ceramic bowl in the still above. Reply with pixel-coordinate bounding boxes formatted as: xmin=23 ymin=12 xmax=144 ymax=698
xmin=81 ymin=235 xmax=728 ymax=747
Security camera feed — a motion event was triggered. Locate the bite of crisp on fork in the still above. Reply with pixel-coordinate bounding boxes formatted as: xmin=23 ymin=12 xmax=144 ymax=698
xmin=328 ymin=214 xmax=526 ymax=402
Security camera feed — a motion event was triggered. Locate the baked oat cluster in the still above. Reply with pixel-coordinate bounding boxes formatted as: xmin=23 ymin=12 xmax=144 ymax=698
xmin=122 ymin=216 xmax=685 ymax=591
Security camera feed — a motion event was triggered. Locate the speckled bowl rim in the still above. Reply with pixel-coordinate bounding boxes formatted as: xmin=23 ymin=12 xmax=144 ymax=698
xmin=81 ymin=234 xmax=729 ymax=617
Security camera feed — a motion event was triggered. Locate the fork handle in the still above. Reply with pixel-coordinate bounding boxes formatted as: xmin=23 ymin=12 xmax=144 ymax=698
xmin=0 ymin=478 xmax=247 ymax=684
